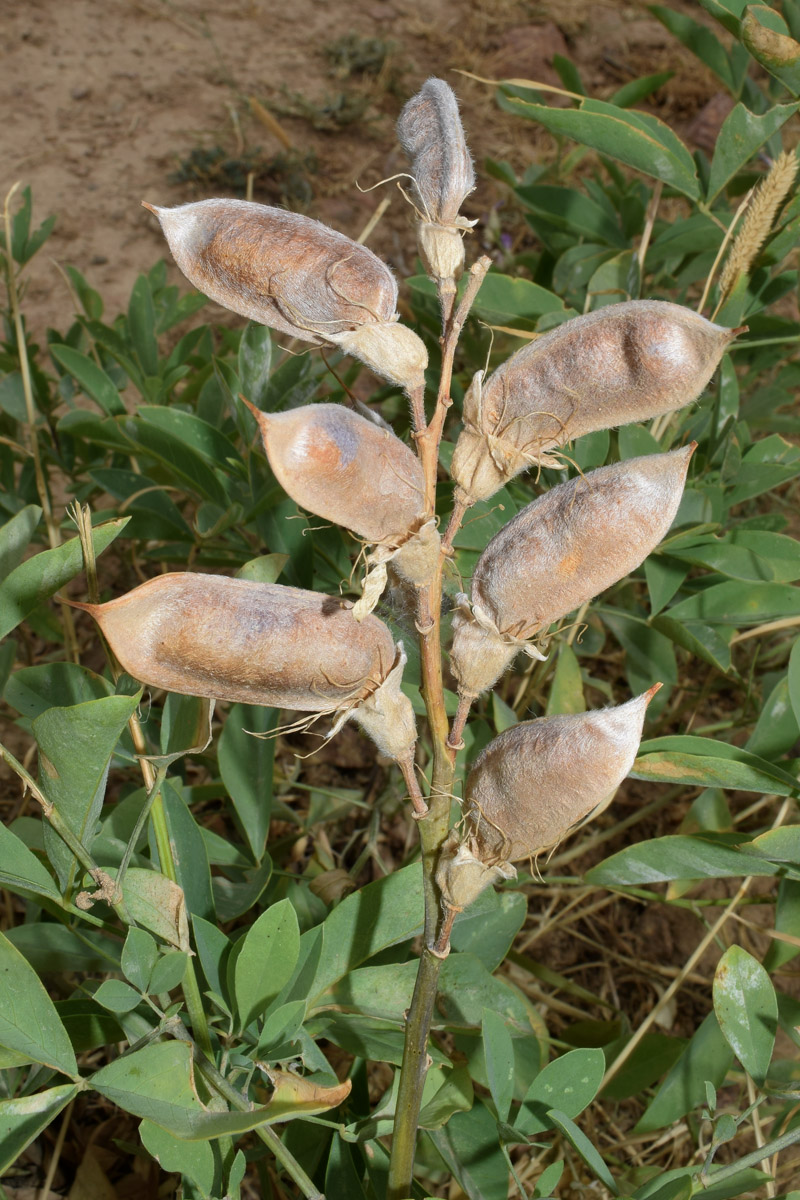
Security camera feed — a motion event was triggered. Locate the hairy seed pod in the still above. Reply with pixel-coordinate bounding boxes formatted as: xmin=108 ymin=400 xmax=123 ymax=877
xmin=396 ymin=78 xmax=476 ymax=280
xmin=450 ymin=446 xmax=694 ymax=700
xmin=450 ymin=300 xmax=737 ymax=505
xmin=143 ymin=199 xmax=428 ymax=393
xmin=69 ymin=573 xmax=417 ymax=763
xmin=248 ymin=402 xmax=439 ymax=591
xmin=463 ymin=687 xmax=659 ymax=865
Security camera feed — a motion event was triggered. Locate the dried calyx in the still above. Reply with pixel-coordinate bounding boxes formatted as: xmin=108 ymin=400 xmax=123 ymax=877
xmin=449 ymin=300 xmax=738 ymax=507
xmin=68 ymin=573 xmax=420 ymax=797
xmin=437 ymin=686 xmax=660 ymax=921
xmin=450 ymin=446 xmax=695 ymax=712
xmin=247 ymin=400 xmax=440 ymax=612
xmin=143 ymin=199 xmax=428 ymax=395
xmin=396 ymin=77 xmax=476 ymax=283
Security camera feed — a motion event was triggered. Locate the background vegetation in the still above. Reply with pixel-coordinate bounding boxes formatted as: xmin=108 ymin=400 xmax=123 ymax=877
xmin=3 ymin=1 xmax=800 ymax=1197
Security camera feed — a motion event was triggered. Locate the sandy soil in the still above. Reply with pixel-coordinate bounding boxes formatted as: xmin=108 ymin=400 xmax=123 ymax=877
xmin=2 ymin=0 xmax=723 ymax=338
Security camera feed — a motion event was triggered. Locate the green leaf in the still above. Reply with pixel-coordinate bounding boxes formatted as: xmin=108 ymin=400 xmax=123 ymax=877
xmin=517 ymin=1048 xmax=605 ymax=1136
xmin=10 ymin=926 xmax=120 ymax=976
xmin=158 ymin=781 xmax=215 ymax=922
xmin=122 ymin=928 xmax=159 ymax=993
xmin=713 ymin=945 xmax=777 ymax=1085
xmin=0 ymin=930 xmax=78 ymax=1075
xmin=586 ymin=835 xmax=777 ymax=887
xmin=0 ymin=1085 xmax=79 ymax=1175
xmin=0 ymin=821 xmax=61 ymax=903
xmin=91 ymin=1040 xmax=279 ymax=1139
xmin=34 ymin=693 xmax=141 ymax=894
xmin=645 ymin=560 xmax=689 ymax=617
xmin=94 ymin=979 xmax=143 ymax=1013
xmin=308 ymin=863 xmax=423 ymax=1000
xmin=492 ymin=691 xmax=518 ymax=732
xmin=633 ymin=735 xmax=800 ymax=795
xmin=120 ymin=417 xmax=228 ymax=505
xmin=789 ymin=637 xmax=800 ymax=727
xmin=233 ymin=899 xmax=300 ymax=1029
xmin=149 ymin=951 xmax=189 ymax=995
xmin=650 ymin=614 xmax=732 ymax=673
xmin=238 ymin=322 xmax=273 ymax=410
xmin=409 ymin=271 xmax=566 ymax=328
xmin=137 ymin=406 xmax=242 ymax=468
xmin=450 ymin=887 xmax=527 ymax=972
xmin=601 ymin=1032 xmax=686 ymax=1101
xmin=667 ymin=580 xmax=800 ymax=626
xmin=119 ymin=868 xmax=191 ymax=950
xmin=255 ymin=1000 xmax=306 ymax=1057
xmin=668 ymin=531 xmax=800 ymax=582
xmin=0 ymin=517 xmax=129 ymax=640
xmin=235 ymin=554 xmax=288 ymax=584
xmin=0 ymin=505 xmax=42 ymax=579
xmin=213 ymin=855 xmax=273 ymax=923
xmin=545 ymin=643 xmax=585 ymax=715
xmin=649 ymin=4 xmax=748 ymax=91
xmin=741 ymin=7 xmax=800 ymax=94
xmin=514 ymin=185 xmax=628 ymax=247
xmin=4 ymin=661 xmax=114 ymax=718
xmin=764 ymin=878 xmax=800 ymax=972
xmin=140 ymin=1120 xmax=218 ymax=1199
xmin=128 ymin=274 xmax=159 ymax=377
xmin=218 ymin=704 xmax=277 ymax=861
xmin=428 ymin=1101 xmax=510 ymax=1200
xmin=50 ymin=344 xmax=126 ymax=415
xmin=707 ymin=103 xmax=799 ymax=201
xmin=483 ymin=1008 xmax=515 ymax=1123
xmin=547 ymin=1109 xmax=619 ymax=1194
xmin=499 ymin=89 xmax=700 ymax=198
xmin=635 ymin=1012 xmax=733 ymax=1133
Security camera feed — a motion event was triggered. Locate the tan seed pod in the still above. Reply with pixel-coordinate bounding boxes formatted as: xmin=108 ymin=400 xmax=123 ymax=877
xmin=450 ymin=300 xmax=737 ymax=505
xmin=69 ymin=573 xmax=417 ymax=764
xmin=396 ymin=78 xmax=476 ymax=280
xmin=450 ymin=446 xmax=694 ymax=702
xmin=247 ymin=401 xmax=439 ymax=597
xmin=463 ymin=686 xmax=660 ymax=866
xmin=143 ymin=199 xmax=428 ymax=393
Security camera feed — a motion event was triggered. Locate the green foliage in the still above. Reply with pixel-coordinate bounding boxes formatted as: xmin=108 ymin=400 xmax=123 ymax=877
xmin=2 ymin=8 xmax=800 ymax=1196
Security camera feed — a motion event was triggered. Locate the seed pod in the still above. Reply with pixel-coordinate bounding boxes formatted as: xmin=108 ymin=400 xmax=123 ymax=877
xmin=397 ymin=78 xmax=476 ymax=280
xmin=450 ymin=300 xmax=737 ymax=505
xmin=463 ymin=686 xmax=659 ymax=865
xmin=143 ymin=199 xmax=428 ymax=393
xmin=69 ymin=573 xmax=417 ymax=764
xmin=248 ymin=401 xmax=438 ymax=588
xmin=450 ymin=446 xmax=694 ymax=700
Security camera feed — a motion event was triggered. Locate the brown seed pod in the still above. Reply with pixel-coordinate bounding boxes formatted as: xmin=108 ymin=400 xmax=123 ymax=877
xmin=143 ymin=199 xmax=427 ymax=393
xmin=450 ymin=446 xmax=695 ymax=702
xmin=69 ymin=573 xmax=417 ymax=763
xmin=397 ymin=77 xmax=476 ymax=280
xmin=463 ymin=686 xmax=659 ymax=866
xmin=246 ymin=400 xmax=440 ymax=613
xmin=450 ymin=300 xmax=737 ymax=505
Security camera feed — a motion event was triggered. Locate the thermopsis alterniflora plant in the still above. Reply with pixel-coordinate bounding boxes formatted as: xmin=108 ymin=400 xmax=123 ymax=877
xmin=5 ymin=39 xmax=800 ymax=1200
xmin=107 ymin=78 xmax=731 ymax=1192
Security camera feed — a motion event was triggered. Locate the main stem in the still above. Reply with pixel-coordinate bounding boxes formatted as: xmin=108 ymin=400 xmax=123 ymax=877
xmin=387 ymin=263 xmax=489 ymax=1200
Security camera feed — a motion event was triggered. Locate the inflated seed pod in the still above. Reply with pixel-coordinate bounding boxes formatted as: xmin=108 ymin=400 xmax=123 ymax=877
xmin=68 ymin=573 xmax=417 ymax=766
xmin=450 ymin=445 xmax=695 ymax=704
xmin=397 ymin=78 xmax=476 ymax=281
xmin=450 ymin=300 xmax=737 ymax=505
xmin=248 ymin=402 xmax=439 ymax=594
xmin=464 ymin=686 xmax=659 ymax=866
xmin=143 ymin=199 xmax=427 ymax=393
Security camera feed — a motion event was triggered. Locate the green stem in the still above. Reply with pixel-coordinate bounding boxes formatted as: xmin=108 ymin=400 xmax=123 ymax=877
xmin=192 ymin=1046 xmax=325 ymax=1200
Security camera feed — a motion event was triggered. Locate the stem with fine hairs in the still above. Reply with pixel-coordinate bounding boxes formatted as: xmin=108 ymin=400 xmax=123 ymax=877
xmin=387 ymin=261 xmax=490 ymax=1200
